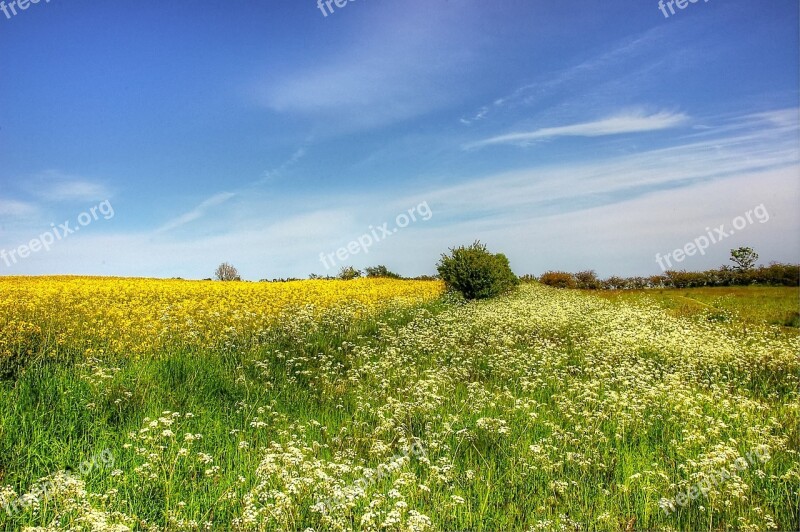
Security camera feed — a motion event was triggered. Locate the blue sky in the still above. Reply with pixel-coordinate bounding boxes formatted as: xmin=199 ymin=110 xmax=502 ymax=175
xmin=1 ymin=0 xmax=798 ymax=279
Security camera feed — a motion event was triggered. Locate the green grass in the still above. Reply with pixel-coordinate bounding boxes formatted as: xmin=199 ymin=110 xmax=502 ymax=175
xmin=0 ymin=287 xmax=798 ymax=531
xmin=596 ymin=285 xmax=800 ymax=331
xmin=0 ymin=298 xmax=455 ymax=530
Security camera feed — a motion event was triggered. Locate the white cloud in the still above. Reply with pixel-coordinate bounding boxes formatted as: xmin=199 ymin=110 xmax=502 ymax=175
xmin=0 ymin=199 xmax=38 ymax=217
xmin=156 ymin=192 xmax=237 ymax=234
xmin=257 ymin=148 xmax=307 ymax=184
xmin=466 ymin=110 xmax=688 ymax=149
xmin=420 ymin=109 xmax=798 ymax=226
xmin=29 ymin=170 xmax=111 ymax=202
xmin=459 ymin=24 xmax=676 ymax=125
xmin=471 ymin=166 xmax=800 ymax=277
xmin=4 ymin=166 xmax=796 ymax=280
xmin=252 ymin=1 xmax=479 ymax=131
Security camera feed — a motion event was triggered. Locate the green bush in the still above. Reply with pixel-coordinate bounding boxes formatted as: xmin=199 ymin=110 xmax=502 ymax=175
xmin=436 ymin=241 xmax=518 ymax=300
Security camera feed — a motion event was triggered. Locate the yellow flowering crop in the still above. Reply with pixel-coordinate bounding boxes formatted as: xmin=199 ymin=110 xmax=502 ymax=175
xmin=0 ymin=276 xmax=443 ymax=360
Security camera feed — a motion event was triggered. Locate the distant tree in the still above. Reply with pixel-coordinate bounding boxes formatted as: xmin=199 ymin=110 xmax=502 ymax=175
xmin=574 ymin=270 xmax=601 ymax=290
xmin=540 ymin=271 xmax=577 ymax=289
xmin=215 ymin=262 xmax=241 ymax=281
xmin=364 ymin=265 xmax=402 ymax=279
xmin=602 ymin=276 xmax=627 ymax=290
xmin=337 ymin=266 xmax=362 ymax=280
xmin=730 ymin=247 xmax=758 ymax=272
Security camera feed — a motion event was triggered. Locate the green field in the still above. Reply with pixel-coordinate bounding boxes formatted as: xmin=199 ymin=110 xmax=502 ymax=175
xmin=597 ymin=286 xmax=800 ymax=331
xmin=1 ymin=283 xmax=798 ymax=531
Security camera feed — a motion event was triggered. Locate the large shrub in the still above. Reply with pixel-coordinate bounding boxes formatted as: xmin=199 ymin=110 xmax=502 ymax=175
xmin=436 ymin=241 xmax=518 ymax=300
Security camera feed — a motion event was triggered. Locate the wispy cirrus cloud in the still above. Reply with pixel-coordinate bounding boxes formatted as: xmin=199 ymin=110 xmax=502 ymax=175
xmin=465 ymin=110 xmax=689 ymax=149
xmin=0 ymin=199 xmax=38 ymax=218
xmin=156 ymin=192 xmax=237 ymax=234
xmin=257 ymin=147 xmax=307 ymax=185
xmin=28 ymin=170 xmax=111 ymax=202
xmin=409 ymin=108 xmax=797 ymax=224
xmin=459 ymin=23 xmax=683 ymax=126
xmin=252 ymin=1 xmax=479 ymax=132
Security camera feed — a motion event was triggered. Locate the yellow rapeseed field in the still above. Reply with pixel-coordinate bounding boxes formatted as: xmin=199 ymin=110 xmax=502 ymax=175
xmin=0 ymin=276 xmax=443 ymax=361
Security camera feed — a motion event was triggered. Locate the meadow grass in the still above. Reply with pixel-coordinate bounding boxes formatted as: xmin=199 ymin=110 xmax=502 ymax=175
xmin=0 ymin=282 xmax=798 ymax=531
xmin=596 ymin=286 xmax=800 ymax=331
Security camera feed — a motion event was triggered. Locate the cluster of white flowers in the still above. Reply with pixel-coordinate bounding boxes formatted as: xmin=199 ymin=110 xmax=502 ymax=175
xmin=660 ymin=444 xmax=772 ymax=515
